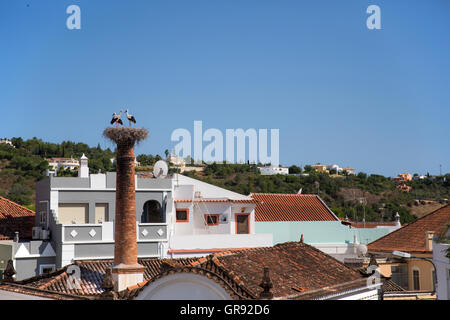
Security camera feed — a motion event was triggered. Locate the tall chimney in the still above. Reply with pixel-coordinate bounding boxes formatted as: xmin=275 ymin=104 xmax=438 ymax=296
xmin=104 ymin=127 xmax=148 ymax=292
xmin=425 ymin=231 xmax=435 ymax=252
xmin=78 ymin=153 xmax=89 ymax=178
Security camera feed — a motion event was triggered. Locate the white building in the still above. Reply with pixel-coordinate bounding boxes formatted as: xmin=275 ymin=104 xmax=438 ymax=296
xmin=433 ymin=228 xmax=450 ymax=300
xmin=169 ymin=174 xmax=272 ymax=257
xmin=167 ymin=155 xmax=186 ymax=168
xmin=258 ymin=165 xmax=289 ymax=175
xmin=326 ymin=164 xmax=342 ymax=173
xmin=0 ymin=139 xmax=14 ymax=147
xmin=10 ymin=157 xmax=272 ymax=280
xmin=46 ymin=157 xmax=80 ymax=172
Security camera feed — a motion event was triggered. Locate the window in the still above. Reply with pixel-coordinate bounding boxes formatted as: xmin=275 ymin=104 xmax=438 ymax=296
xmin=39 ymin=201 xmax=49 ymax=227
xmin=39 ymin=264 xmax=56 ymax=274
xmin=95 ymin=203 xmax=109 ymax=223
xmin=235 ymin=213 xmax=250 ymax=234
xmin=176 ymin=209 xmax=189 ymax=222
xmin=391 ymin=265 xmax=408 ymax=289
xmin=58 ymin=203 xmax=88 ymax=224
xmin=142 ymin=200 xmax=163 ymax=223
xmin=204 ymin=214 xmax=219 ymax=226
xmin=413 ymin=269 xmax=420 ymax=291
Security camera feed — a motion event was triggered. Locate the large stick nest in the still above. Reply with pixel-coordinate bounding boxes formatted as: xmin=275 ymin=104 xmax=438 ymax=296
xmin=103 ymin=127 xmax=148 ymax=145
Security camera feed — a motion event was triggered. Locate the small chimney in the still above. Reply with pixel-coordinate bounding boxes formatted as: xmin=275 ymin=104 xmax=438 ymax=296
xmin=300 ymin=234 xmax=304 ymax=243
xmin=100 ymin=268 xmax=117 ymax=300
xmin=395 ymin=212 xmax=401 ymax=226
xmin=259 ymin=267 xmax=273 ymax=299
xmin=4 ymin=260 xmax=16 ymax=282
xmin=425 ymin=231 xmax=435 ymax=252
xmin=78 ymin=153 xmax=89 ymax=178
xmin=14 ymin=232 xmax=19 ymax=243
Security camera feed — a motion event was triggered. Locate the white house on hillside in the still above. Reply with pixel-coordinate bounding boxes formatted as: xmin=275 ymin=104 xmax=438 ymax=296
xmin=258 ymin=165 xmax=289 ymax=175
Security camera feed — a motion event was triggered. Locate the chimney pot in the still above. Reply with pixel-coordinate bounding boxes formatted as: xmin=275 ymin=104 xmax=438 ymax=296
xmin=425 ymin=231 xmax=435 ymax=252
xmin=259 ymin=267 xmax=273 ymax=299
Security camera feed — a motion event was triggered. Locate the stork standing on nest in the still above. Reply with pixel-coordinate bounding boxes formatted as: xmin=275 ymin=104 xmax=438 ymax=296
xmin=110 ymin=110 xmax=123 ymax=127
xmin=125 ymin=109 xmax=136 ymax=127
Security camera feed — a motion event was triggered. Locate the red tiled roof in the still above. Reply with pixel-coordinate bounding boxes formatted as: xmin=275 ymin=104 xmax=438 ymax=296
xmin=19 ymin=242 xmax=369 ymax=300
xmin=251 ymin=193 xmax=338 ymax=222
xmin=368 ymin=204 xmax=450 ymax=254
xmin=348 ymin=222 xmax=398 ymax=229
xmin=174 ymin=199 xmax=256 ymax=204
xmin=205 ymin=242 xmax=364 ymax=299
xmin=20 ymin=257 xmax=198 ymax=296
xmin=0 ymin=196 xmax=35 ymax=240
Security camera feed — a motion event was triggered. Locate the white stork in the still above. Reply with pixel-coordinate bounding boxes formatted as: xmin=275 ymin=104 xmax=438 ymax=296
xmin=125 ymin=109 xmax=136 ymax=126
xmin=110 ymin=110 xmax=123 ymax=127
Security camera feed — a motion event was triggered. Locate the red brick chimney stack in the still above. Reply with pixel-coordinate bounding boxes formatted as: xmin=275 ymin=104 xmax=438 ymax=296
xmin=103 ymin=127 xmax=148 ymax=292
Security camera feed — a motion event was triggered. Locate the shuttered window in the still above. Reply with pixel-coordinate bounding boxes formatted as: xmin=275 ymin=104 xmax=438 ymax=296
xmin=58 ymin=203 xmax=88 ymax=224
xmin=95 ymin=203 xmax=108 ymax=223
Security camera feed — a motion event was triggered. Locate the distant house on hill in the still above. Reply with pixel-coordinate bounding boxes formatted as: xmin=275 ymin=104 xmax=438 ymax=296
xmin=258 ymin=165 xmax=289 ymax=175
xmin=311 ymin=163 xmax=328 ymax=173
xmin=46 ymin=157 xmax=80 ymax=172
xmin=0 ymin=139 xmax=14 ymax=148
xmin=392 ymin=173 xmax=412 ymax=183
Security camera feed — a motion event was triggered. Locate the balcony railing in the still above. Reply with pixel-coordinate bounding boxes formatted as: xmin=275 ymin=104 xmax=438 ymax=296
xmin=62 ymin=222 xmax=168 ymax=243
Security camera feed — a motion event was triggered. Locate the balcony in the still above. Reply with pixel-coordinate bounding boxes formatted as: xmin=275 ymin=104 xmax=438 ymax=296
xmin=62 ymin=222 xmax=168 ymax=243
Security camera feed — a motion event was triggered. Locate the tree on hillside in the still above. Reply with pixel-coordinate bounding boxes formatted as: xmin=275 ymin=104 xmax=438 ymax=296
xmin=289 ymin=165 xmax=302 ymax=174
xmin=7 ymin=183 xmax=32 ymax=205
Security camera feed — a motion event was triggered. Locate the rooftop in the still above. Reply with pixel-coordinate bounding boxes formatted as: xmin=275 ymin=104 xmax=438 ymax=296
xmin=251 ymin=193 xmax=339 ymax=222
xmin=368 ymin=204 xmax=450 ymax=254
xmin=14 ymin=242 xmax=369 ymax=300
xmin=0 ymin=196 xmax=35 ymax=240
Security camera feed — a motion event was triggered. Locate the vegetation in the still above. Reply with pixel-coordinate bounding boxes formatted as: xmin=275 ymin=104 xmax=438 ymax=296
xmin=183 ymin=163 xmax=450 ymax=224
xmin=0 ymin=138 xmax=116 ymax=206
xmin=1 ymin=137 xmax=448 ymax=225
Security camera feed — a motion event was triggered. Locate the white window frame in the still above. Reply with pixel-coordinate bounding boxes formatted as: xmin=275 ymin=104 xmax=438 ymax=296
xmin=39 ymin=264 xmax=56 ymax=274
xmin=39 ymin=201 xmax=49 ymax=229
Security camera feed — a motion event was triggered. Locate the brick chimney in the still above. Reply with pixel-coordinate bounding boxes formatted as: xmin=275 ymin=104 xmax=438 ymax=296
xmin=425 ymin=231 xmax=435 ymax=252
xmin=104 ymin=127 xmax=148 ymax=292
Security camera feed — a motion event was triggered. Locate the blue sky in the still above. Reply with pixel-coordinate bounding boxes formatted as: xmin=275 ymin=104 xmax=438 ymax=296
xmin=0 ymin=0 xmax=449 ymax=176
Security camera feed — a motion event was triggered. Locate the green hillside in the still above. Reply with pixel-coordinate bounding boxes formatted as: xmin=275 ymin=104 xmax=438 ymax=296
xmin=1 ymin=138 xmax=448 ymax=224
xmin=183 ymin=163 xmax=450 ymax=224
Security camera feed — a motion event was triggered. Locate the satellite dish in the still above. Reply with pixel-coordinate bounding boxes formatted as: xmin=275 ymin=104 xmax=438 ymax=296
xmin=153 ymin=160 xmax=168 ymax=178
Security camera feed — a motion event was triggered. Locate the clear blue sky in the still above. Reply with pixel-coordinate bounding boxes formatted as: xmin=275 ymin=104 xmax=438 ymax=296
xmin=1 ymin=0 xmax=449 ymax=177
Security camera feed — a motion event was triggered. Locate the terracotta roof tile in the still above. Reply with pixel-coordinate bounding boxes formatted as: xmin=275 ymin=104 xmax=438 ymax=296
xmin=19 ymin=243 xmax=369 ymax=300
xmin=0 ymin=196 xmax=35 ymax=240
xmin=368 ymin=204 xmax=450 ymax=254
xmin=20 ymin=257 xmax=198 ymax=296
xmin=251 ymin=193 xmax=338 ymax=222
xmin=194 ymin=242 xmax=365 ymax=299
